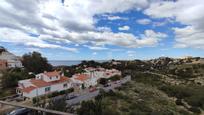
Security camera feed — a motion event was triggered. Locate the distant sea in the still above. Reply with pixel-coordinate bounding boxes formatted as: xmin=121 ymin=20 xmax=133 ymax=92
xmin=49 ymin=60 xmax=107 ymax=66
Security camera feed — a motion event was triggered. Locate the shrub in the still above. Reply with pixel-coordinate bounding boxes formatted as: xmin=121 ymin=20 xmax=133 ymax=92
xmin=175 ymin=99 xmax=183 ymax=106
xmin=108 ymin=75 xmax=121 ymax=81
xmin=188 ymin=107 xmax=201 ymax=114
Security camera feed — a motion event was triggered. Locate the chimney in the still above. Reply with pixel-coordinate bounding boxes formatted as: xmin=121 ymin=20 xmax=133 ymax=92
xmin=61 ymin=72 xmax=64 ymax=76
xmin=90 ymin=71 xmax=95 ymax=78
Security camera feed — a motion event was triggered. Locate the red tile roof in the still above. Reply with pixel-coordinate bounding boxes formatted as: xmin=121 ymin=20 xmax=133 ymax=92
xmin=30 ymin=79 xmax=51 ymax=87
xmin=44 ymin=71 xmax=60 ymax=77
xmin=19 ymin=75 xmax=70 ymax=93
xmin=30 ymin=76 xmax=70 ymax=88
xmin=74 ymin=74 xmax=90 ymax=81
xmin=21 ymin=86 xmax=37 ymax=93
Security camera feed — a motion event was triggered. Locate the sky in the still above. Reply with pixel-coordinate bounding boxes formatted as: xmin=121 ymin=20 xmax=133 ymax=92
xmin=0 ymin=0 xmax=204 ymax=60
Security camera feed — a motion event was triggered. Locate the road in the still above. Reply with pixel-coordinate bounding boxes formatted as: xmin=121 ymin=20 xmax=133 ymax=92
xmin=66 ymin=75 xmax=131 ymax=105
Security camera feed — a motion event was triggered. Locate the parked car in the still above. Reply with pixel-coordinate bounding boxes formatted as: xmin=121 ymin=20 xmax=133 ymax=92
xmin=66 ymin=94 xmax=78 ymax=100
xmin=104 ymin=83 xmax=111 ymax=87
xmin=7 ymin=108 xmax=31 ymax=115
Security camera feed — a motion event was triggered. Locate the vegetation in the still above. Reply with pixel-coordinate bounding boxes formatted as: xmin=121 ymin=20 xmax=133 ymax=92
xmin=98 ymin=75 xmax=121 ymax=85
xmin=22 ymin=52 xmax=53 ymax=74
xmin=160 ymin=85 xmax=204 ymax=111
xmin=77 ymin=59 xmax=204 ymax=115
xmin=32 ymin=88 xmax=74 ymax=103
xmin=32 ymin=96 xmax=68 ymax=115
xmin=99 ymin=78 xmax=108 ymax=85
xmin=77 ymin=82 xmax=191 ymax=115
xmin=1 ymin=68 xmax=34 ymax=88
xmin=60 ymin=67 xmax=85 ymax=77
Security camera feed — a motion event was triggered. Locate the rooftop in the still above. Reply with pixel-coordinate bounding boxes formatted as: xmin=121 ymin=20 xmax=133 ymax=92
xmin=19 ymin=76 xmax=70 ymax=93
xmin=74 ymin=74 xmax=90 ymax=81
xmin=44 ymin=71 xmax=60 ymax=77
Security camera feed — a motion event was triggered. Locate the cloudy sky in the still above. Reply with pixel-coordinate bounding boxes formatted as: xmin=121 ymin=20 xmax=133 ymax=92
xmin=0 ymin=0 xmax=204 ymax=60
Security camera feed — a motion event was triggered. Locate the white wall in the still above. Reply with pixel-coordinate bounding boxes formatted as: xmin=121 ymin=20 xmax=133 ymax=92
xmin=43 ymin=75 xmax=60 ymax=82
xmin=22 ymin=81 xmax=72 ymax=98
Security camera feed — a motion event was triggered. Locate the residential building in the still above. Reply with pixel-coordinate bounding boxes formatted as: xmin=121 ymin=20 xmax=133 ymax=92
xmin=0 ymin=51 xmax=23 ymax=68
xmin=72 ymin=67 xmax=121 ymax=88
xmin=0 ymin=60 xmax=7 ymax=70
xmin=16 ymin=71 xmax=72 ymax=98
xmin=72 ymin=73 xmax=98 ymax=88
xmin=16 ymin=68 xmax=121 ymax=98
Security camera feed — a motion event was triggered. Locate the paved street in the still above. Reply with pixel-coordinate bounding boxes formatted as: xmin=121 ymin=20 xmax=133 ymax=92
xmin=66 ymin=75 xmax=131 ymax=105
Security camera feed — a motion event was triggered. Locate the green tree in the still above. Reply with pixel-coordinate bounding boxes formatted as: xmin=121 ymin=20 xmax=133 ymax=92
xmin=99 ymin=78 xmax=108 ymax=85
xmin=77 ymin=89 xmax=107 ymax=115
xmin=1 ymin=68 xmax=34 ymax=88
xmin=22 ymin=52 xmax=53 ymax=74
xmin=46 ymin=97 xmax=68 ymax=114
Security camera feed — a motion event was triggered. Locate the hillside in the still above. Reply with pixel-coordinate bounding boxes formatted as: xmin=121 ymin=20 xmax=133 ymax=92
xmin=76 ymin=57 xmax=204 ymax=115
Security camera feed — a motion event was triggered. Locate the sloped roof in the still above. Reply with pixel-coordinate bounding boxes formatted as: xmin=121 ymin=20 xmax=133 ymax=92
xmin=74 ymin=74 xmax=90 ymax=81
xmin=30 ymin=76 xmax=69 ymax=88
xmin=44 ymin=71 xmax=60 ymax=77
xmin=21 ymin=86 xmax=37 ymax=93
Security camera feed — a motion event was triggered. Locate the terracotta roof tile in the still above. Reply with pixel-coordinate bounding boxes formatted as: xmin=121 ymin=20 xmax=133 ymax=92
xmin=74 ymin=74 xmax=90 ymax=81
xmin=30 ymin=76 xmax=70 ymax=88
xmin=21 ymin=86 xmax=37 ymax=93
xmin=30 ymin=79 xmax=51 ymax=87
xmin=44 ymin=71 xmax=60 ymax=77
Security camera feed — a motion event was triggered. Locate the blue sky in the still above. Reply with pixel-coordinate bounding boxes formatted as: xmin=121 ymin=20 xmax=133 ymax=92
xmin=0 ymin=0 xmax=204 ymax=60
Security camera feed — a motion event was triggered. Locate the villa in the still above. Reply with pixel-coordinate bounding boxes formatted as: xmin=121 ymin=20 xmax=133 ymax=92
xmin=72 ymin=73 xmax=98 ymax=88
xmin=0 ymin=51 xmax=23 ymax=68
xmin=16 ymin=71 xmax=72 ymax=98
xmin=72 ymin=67 xmax=121 ymax=88
xmin=16 ymin=67 xmax=121 ymax=98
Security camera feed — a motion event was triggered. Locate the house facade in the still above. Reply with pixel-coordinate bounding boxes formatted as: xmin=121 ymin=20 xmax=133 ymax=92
xmin=16 ymin=71 xmax=72 ymax=98
xmin=71 ymin=73 xmax=98 ymax=88
xmin=0 ymin=60 xmax=7 ymax=70
xmin=16 ymin=68 xmax=121 ymax=98
xmin=72 ymin=67 xmax=121 ymax=88
xmin=0 ymin=52 xmax=23 ymax=68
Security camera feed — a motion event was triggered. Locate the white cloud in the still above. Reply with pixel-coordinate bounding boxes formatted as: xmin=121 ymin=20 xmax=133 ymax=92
xmin=136 ymin=18 xmax=152 ymax=25
xmin=127 ymin=50 xmax=136 ymax=57
xmin=0 ymin=28 xmax=77 ymax=52
xmin=96 ymin=27 xmax=112 ymax=32
xmin=145 ymin=0 xmax=204 ymax=49
xmin=72 ymin=30 xmax=166 ymax=48
xmin=173 ymin=26 xmax=204 ymax=49
xmin=92 ymin=52 xmax=97 ymax=55
xmin=107 ymin=16 xmax=128 ymax=20
xmin=0 ymin=0 xmax=167 ymax=51
xmin=118 ymin=26 xmax=130 ymax=31
xmin=83 ymin=45 xmax=109 ymax=50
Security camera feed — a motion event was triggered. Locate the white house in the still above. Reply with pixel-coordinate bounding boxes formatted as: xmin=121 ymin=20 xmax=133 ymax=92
xmin=16 ymin=71 xmax=72 ymax=98
xmin=71 ymin=73 xmax=98 ymax=88
xmin=0 ymin=51 xmax=23 ymax=68
xmin=72 ymin=67 xmax=121 ymax=88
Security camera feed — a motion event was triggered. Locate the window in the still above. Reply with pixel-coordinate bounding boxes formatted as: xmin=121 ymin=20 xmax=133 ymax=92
xmin=45 ymin=87 xmax=51 ymax=92
xmin=63 ymin=83 xmax=67 ymax=88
